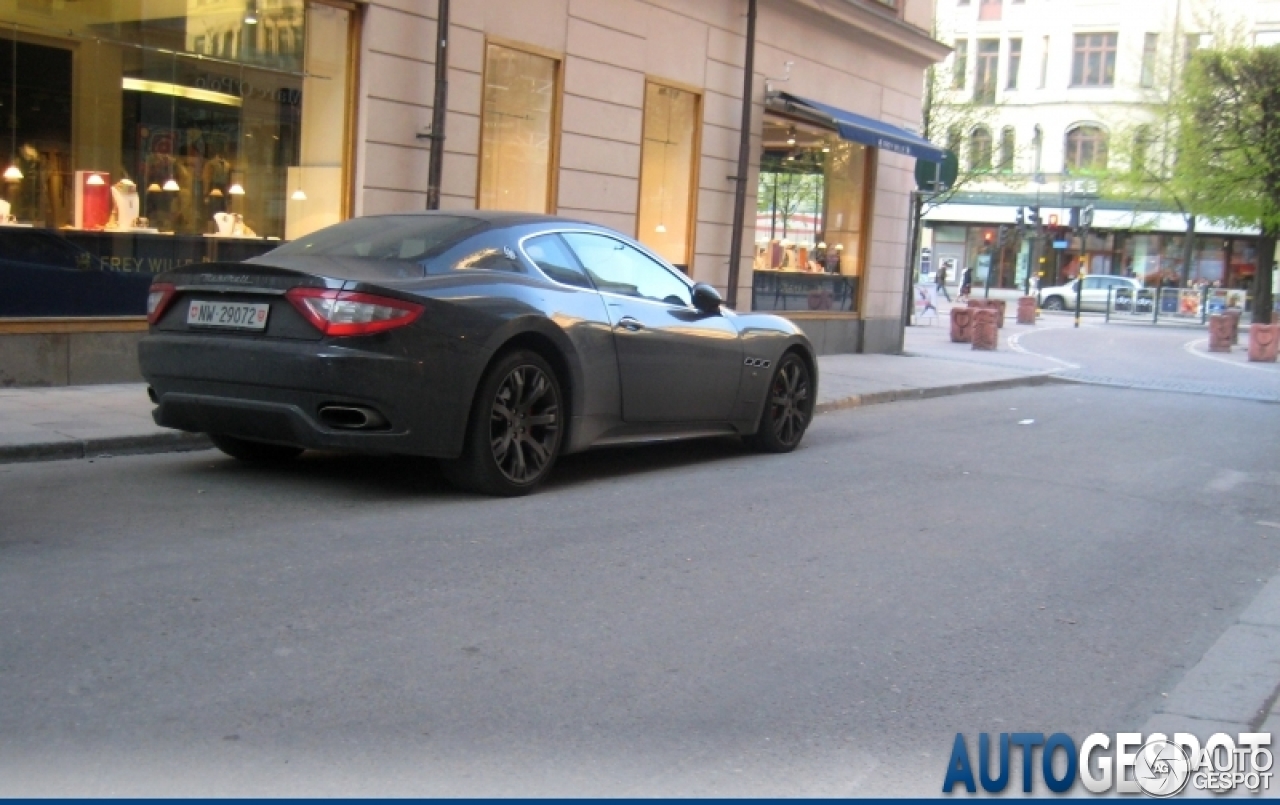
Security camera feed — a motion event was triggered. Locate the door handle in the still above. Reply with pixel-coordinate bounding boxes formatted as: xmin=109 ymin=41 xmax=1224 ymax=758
xmin=617 ymin=316 xmax=644 ymax=332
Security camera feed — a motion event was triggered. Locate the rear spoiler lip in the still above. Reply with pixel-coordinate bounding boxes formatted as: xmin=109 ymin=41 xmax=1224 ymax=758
xmin=153 ymin=262 xmax=341 ymax=293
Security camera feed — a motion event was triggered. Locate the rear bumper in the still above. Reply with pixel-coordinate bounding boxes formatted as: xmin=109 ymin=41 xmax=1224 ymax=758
xmin=138 ymin=332 xmax=484 ymax=457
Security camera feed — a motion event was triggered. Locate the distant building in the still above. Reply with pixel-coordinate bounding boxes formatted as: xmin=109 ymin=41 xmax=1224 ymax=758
xmin=926 ymin=0 xmax=1280 ymax=292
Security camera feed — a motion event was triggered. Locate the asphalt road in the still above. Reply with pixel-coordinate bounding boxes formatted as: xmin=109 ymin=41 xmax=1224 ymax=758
xmin=2 ymin=381 xmax=1278 ymax=795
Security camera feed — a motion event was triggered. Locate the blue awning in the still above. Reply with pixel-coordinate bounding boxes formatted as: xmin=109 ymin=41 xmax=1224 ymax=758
xmin=769 ymin=92 xmax=947 ymax=163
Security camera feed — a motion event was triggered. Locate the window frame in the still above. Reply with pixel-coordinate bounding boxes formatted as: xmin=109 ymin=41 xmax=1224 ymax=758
xmin=1064 ymin=124 xmax=1109 ymax=172
xmin=636 ymin=77 xmax=702 ymax=273
xmin=1071 ymin=32 xmax=1118 ymax=88
xmin=952 ymin=39 xmax=969 ymax=90
xmin=998 ymin=126 xmax=1015 ymax=171
xmin=969 ymin=126 xmax=993 ymax=171
xmin=974 ymin=38 xmax=1000 ymax=104
xmin=1006 ymin=38 xmax=1022 ymax=89
xmin=1140 ymin=32 xmax=1158 ymax=89
xmin=476 ymin=37 xmax=564 ymax=214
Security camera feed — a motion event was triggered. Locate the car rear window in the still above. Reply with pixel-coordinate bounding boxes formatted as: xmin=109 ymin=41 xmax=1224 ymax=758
xmin=269 ymin=215 xmax=483 ymax=263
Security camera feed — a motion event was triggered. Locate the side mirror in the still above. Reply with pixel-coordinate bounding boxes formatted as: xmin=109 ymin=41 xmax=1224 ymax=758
xmin=691 ymin=282 xmax=724 ymax=313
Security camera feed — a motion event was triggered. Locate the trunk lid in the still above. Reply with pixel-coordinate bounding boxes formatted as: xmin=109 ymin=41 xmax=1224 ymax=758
xmin=153 ymin=262 xmax=340 ymax=341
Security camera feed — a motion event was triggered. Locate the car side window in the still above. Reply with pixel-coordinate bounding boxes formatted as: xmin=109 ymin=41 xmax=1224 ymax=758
xmin=1083 ymin=276 xmax=1104 ymax=290
xmin=523 ymin=234 xmax=593 ymax=289
xmin=561 ymin=232 xmax=692 ymax=307
xmin=453 ymin=246 xmax=523 ymax=273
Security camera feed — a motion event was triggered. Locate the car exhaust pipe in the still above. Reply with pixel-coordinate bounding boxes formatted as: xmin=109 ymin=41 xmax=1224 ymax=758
xmin=318 ymin=405 xmax=388 ymax=430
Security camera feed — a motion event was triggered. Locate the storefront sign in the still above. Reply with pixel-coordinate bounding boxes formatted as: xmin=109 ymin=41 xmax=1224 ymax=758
xmin=1061 ymin=179 xmax=1100 ymax=197
xmin=0 ymin=229 xmax=277 ymax=317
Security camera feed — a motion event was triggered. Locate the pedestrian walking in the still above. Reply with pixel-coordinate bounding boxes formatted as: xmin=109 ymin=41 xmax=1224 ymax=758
xmin=958 ymin=266 xmax=973 ymax=302
xmin=935 ymin=264 xmax=951 ymax=301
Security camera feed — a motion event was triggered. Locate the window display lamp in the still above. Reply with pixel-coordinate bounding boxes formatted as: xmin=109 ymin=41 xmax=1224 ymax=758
xmin=163 ymin=55 xmax=180 ymax=192
xmin=4 ymin=24 xmax=22 ymax=182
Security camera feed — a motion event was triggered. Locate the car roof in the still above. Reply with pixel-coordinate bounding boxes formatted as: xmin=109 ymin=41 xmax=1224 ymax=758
xmin=360 ymin=210 xmax=591 ymax=229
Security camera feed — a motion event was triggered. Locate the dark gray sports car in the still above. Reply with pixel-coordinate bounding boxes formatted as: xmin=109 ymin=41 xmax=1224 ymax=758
xmin=138 ymin=212 xmax=817 ymax=495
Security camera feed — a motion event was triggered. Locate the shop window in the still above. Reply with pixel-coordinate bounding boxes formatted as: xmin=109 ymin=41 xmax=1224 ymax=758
xmin=637 ymin=81 xmax=699 ymax=269
xmin=0 ymin=1 xmax=356 ymax=318
xmin=1071 ymin=33 xmax=1117 ymax=87
xmin=1065 ymin=125 xmax=1108 ymax=171
xmin=754 ymin=115 xmax=872 ymax=302
xmin=479 ymin=43 xmax=560 ymax=213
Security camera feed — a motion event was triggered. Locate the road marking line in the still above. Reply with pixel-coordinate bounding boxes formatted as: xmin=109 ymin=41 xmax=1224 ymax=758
xmin=1259 ymin=521 xmax=1280 ymax=530
xmin=1006 ymin=330 xmax=1081 ymax=370
xmin=1183 ymin=338 xmax=1280 ymax=373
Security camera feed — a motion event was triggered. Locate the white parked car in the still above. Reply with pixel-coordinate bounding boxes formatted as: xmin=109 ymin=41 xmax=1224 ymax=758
xmin=1037 ymin=275 xmax=1141 ymax=312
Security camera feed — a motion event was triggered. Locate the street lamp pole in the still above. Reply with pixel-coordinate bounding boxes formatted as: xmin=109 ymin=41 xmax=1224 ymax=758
xmin=725 ymin=0 xmax=757 ymax=309
xmin=425 ymin=0 xmax=450 ymax=211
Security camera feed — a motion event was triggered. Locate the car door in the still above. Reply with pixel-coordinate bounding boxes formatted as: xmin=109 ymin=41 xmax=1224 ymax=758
xmin=560 ymin=231 xmax=742 ymax=423
xmin=1080 ymin=276 xmax=1109 ymax=311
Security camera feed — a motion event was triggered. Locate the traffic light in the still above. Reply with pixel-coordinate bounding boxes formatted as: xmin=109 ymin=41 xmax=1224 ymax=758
xmin=1081 ymin=205 xmax=1095 ymax=228
xmin=1048 ymin=213 xmax=1059 ymax=226
xmin=1069 ymin=207 xmax=1081 ymax=229
xmin=983 ymin=230 xmax=994 ymax=246
xmin=1028 ymin=206 xmax=1041 ymax=227
xmin=1015 ymin=207 xmax=1025 ymax=227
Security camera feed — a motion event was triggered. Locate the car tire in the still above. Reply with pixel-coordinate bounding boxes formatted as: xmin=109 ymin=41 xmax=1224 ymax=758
xmin=1042 ymin=296 xmax=1065 ymax=311
xmin=746 ymin=351 xmax=813 ymax=454
xmin=208 ymin=433 xmax=304 ymax=462
xmin=441 ymin=349 xmax=564 ymax=496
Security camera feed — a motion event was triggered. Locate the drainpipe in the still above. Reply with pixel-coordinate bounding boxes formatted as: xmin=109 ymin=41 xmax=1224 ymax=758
xmin=726 ymin=0 xmax=757 ymax=308
xmin=425 ymin=0 xmax=450 ymax=210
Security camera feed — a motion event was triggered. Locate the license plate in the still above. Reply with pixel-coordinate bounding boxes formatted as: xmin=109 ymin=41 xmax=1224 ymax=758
xmin=186 ymin=300 xmax=270 ymax=330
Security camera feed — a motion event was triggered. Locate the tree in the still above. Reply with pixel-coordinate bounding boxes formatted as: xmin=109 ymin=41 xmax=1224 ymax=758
xmin=903 ymin=51 xmax=1006 ymax=328
xmin=1178 ymin=45 xmax=1280 ymax=323
xmin=1096 ymin=23 xmax=1211 ymax=288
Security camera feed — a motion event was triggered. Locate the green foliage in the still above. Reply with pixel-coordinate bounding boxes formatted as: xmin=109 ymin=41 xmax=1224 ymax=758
xmin=1177 ymin=45 xmax=1280 ymax=234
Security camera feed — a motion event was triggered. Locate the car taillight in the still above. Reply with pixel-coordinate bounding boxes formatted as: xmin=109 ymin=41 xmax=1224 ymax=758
xmin=286 ymin=287 xmax=424 ymax=336
xmin=147 ymin=282 xmax=176 ymax=324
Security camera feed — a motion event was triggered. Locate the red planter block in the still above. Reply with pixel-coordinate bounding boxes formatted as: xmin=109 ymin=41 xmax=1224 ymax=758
xmin=950 ymin=307 xmax=974 ymax=343
xmin=967 ymin=299 xmax=1006 ymax=328
xmin=971 ymin=308 xmax=998 ymax=350
xmin=1224 ymin=310 xmax=1242 ymax=345
xmin=1248 ymin=323 xmax=1280 ymax=362
xmin=1207 ymin=315 xmax=1233 ymax=353
xmin=1016 ymin=296 xmax=1037 ymax=325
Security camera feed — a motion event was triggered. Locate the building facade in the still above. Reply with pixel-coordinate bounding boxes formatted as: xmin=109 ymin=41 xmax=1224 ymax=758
xmin=0 ymin=0 xmax=947 ymax=386
xmin=926 ymin=0 xmax=1280 ymax=293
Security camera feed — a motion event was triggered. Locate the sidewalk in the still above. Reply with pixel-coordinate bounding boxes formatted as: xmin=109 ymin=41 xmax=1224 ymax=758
xmin=0 ymin=341 xmax=1061 ymax=465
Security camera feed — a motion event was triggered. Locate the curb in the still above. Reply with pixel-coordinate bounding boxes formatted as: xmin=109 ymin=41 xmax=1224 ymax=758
xmin=0 ymin=432 xmax=211 ymax=464
xmin=0 ymin=373 xmax=1063 ymax=465
xmin=1143 ymin=572 xmax=1280 ymax=739
xmin=814 ymin=372 xmax=1065 ymax=415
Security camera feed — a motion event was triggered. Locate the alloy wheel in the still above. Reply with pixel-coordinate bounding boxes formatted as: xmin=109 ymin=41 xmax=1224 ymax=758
xmin=767 ymin=356 xmax=811 ymax=447
xmin=488 ymin=363 xmax=560 ymax=485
